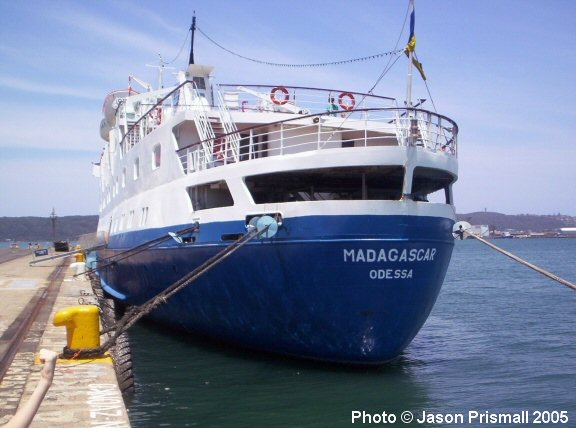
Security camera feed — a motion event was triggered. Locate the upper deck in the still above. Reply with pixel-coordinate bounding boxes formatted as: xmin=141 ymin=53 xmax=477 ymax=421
xmin=103 ymin=80 xmax=458 ymax=176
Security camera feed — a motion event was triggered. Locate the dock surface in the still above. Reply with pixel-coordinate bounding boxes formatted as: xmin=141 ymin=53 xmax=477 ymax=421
xmin=0 ymin=249 xmax=130 ymax=427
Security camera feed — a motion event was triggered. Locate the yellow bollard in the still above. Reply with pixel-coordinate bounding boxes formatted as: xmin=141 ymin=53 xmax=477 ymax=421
xmin=74 ymin=245 xmax=86 ymax=262
xmin=53 ymin=305 xmax=101 ymax=350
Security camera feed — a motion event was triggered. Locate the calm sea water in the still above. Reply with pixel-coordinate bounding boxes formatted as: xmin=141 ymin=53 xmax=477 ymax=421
xmin=125 ymin=238 xmax=576 ymax=427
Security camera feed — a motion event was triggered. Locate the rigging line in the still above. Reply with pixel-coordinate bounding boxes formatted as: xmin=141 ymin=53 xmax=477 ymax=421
xmin=320 ymin=50 xmax=403 ymax=147
xmin=197 ymin=25 xmax=403 ymax=68
xmin=161 ymin=27 xmax=191 ymax=65
xmin=415 ymin=52 xmax=438 ymax=113
xmin=422 ymin=74 xmax=437 ymax=113
xmin=369 ymin=53 xmax=405 ymax=95
xmin=368 ymin=0 xmax=411 ymax=95
xmin=323 ymin=4 xmax=411 ymax=146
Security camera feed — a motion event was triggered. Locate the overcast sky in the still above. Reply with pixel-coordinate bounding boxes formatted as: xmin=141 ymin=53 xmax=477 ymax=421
xmin=1 ymin=0 xmax=575 ymax=217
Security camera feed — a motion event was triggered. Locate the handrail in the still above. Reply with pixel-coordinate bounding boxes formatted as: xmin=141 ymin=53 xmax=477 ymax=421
xmin=117 ymin=80 xmax=194 ymax=151
xmin=216 ymin=91 xmax=241 ymax=163
xmin=176 ymin=107 xmax=458 ymax=154
xmin=114 ymin=82 xmax=458 ymax=169
xmin=218 ymin=84 xmax=397 ymax=102
xmin=174 ymin=106 xmax=458 ymax=174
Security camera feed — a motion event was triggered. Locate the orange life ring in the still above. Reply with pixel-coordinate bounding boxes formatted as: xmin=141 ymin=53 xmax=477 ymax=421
xmin=338 ymin=92 xmax=356 ymax=111
xmin=270 ymin=86 xmax=289 ymax=105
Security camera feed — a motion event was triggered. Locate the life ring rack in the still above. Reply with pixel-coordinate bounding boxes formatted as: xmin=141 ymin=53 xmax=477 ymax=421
xmin=270 ymin=86 xmax=290 ymax=105
xmin=338 ymin=92 xmax=356 ymax=111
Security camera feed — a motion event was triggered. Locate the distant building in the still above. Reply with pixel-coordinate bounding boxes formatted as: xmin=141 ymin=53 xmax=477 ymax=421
xmin=469 ymin=225 xmax=489 ymax=237
xmin=560 ymin=227 xmax=576 ymax=234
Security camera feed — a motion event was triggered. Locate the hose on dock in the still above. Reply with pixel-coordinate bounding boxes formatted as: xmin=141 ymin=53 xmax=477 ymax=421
xmin=454 ymin=222 xmax=576 ymax=292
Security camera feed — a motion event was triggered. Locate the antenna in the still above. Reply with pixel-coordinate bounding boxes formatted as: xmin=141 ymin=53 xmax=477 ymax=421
xmin=188 ymin=13 xmax=196 ymax=65
xmin=146 ymin=54 xmax=174 ymax=89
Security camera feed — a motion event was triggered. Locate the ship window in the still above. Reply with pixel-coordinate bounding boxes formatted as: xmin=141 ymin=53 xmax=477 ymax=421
xmin=140 ymin=207 xmax=149 ymax=226
xmin=133 ymin=157 xmax=140 ymax=180
xmin=192 ymin=77 xmax=206 ymax=90
xmin=245 ymin=166 xmax=404 ymax=203
xmin=411 ymin=167 xmax=454 ymax=204
xmin=128 ymin=210 xmax=135 ymax=228
xmin=187 ymin=180 xmax=234 ymax=210
xmin=152 ymin=144 xmax=161 ymax=169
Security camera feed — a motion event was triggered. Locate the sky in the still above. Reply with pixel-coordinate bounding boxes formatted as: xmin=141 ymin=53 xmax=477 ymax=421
xmin=1 ymin=0 xmax=575 ymax=217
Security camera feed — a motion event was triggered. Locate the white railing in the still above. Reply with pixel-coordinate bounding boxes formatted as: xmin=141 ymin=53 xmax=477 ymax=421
xmin=112 ymin=82 xmax=457 ymax=174
xmin=217 ymin=84 xmax=397 ymax=116
xmin=216 ymin=91 xmax=240 ymax=163
xmin=116 ymin=83 xmax=397 ymax=158
xmin=177 ymin=107 xmax=458 ymax=174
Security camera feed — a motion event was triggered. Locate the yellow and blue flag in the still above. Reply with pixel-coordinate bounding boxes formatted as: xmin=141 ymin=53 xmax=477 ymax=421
xmin=406 ymin=0 xmax=416 ymax=53
xmin=404 ymin=0 xmax=426 ymax=80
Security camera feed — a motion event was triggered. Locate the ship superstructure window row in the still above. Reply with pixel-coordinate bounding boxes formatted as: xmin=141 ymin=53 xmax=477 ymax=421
xmin=152 ymin=144 xmax=161 ymax=169
xmin=133 ymin=157 xmax=140 ymax=180
xmin=244 ymin=167 xmax=454 ymax=204
xmin=245 ymin=166 xmax=405 ymax=203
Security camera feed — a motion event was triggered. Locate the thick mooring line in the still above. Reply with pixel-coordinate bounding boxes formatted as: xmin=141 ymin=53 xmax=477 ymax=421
xmin=464 ymin=231 xmax=576 ymax=292
xmin=82 ymin=223 xmax=200 ymax=276
xmin=66 ymin=224 xmax=271 ymax=361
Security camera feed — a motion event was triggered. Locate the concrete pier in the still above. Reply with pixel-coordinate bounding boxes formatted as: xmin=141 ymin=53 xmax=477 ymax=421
xmin=0 ymin=249 xmax=131 ymax=427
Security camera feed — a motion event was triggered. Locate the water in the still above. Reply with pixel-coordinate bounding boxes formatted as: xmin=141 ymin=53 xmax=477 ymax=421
xmin=125 ymin=238 xmax=576 ymax=427
xmin=0 ymin=241 xmax=53 ymax=250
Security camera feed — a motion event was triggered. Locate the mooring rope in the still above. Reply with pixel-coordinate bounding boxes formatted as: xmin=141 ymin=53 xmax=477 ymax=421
xmin=77 ymin=225 xmax=268 ymax=358
xmin=77 ymin=224 xmax=200 ymax=278
xmin=464 ymin=231 xmax=576 ymax=292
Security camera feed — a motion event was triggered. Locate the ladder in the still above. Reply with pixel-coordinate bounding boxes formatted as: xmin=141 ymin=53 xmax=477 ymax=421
xmin=216 ymin=91 xmax=240 ymax=163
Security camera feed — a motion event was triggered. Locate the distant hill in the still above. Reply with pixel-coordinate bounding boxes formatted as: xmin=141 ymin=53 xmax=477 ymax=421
xmin=0 ymin=215 xmax=98 ymax=242
xmin=1 ymin=212 xmax=575 ymax=242
xmin=456 ymin=212 xmax=576 ymax=232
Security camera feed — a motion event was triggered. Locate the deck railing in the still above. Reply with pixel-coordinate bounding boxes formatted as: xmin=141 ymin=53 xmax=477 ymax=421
xmin=176 ymin=106 xmax=458 ymax=174
xmin=112 ymin=82 xmax=457 ymax=174
xmin=217 ymin=84 xmax=397 ymax=116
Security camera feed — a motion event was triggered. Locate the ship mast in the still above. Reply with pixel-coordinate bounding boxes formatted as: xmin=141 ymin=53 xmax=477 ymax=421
xmin=188 ymin=14 xmax=196 ymax=65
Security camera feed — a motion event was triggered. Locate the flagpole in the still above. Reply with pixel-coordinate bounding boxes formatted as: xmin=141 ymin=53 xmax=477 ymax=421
xmin=405 ymin=0 xmax=415 ymax=109
xmin=406 ymin=47 xmax=414 ymax=108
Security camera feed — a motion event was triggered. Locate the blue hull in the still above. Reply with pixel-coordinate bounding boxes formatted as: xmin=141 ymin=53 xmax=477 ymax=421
xmin=98 ymin=214 xmax=454 ymax=364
